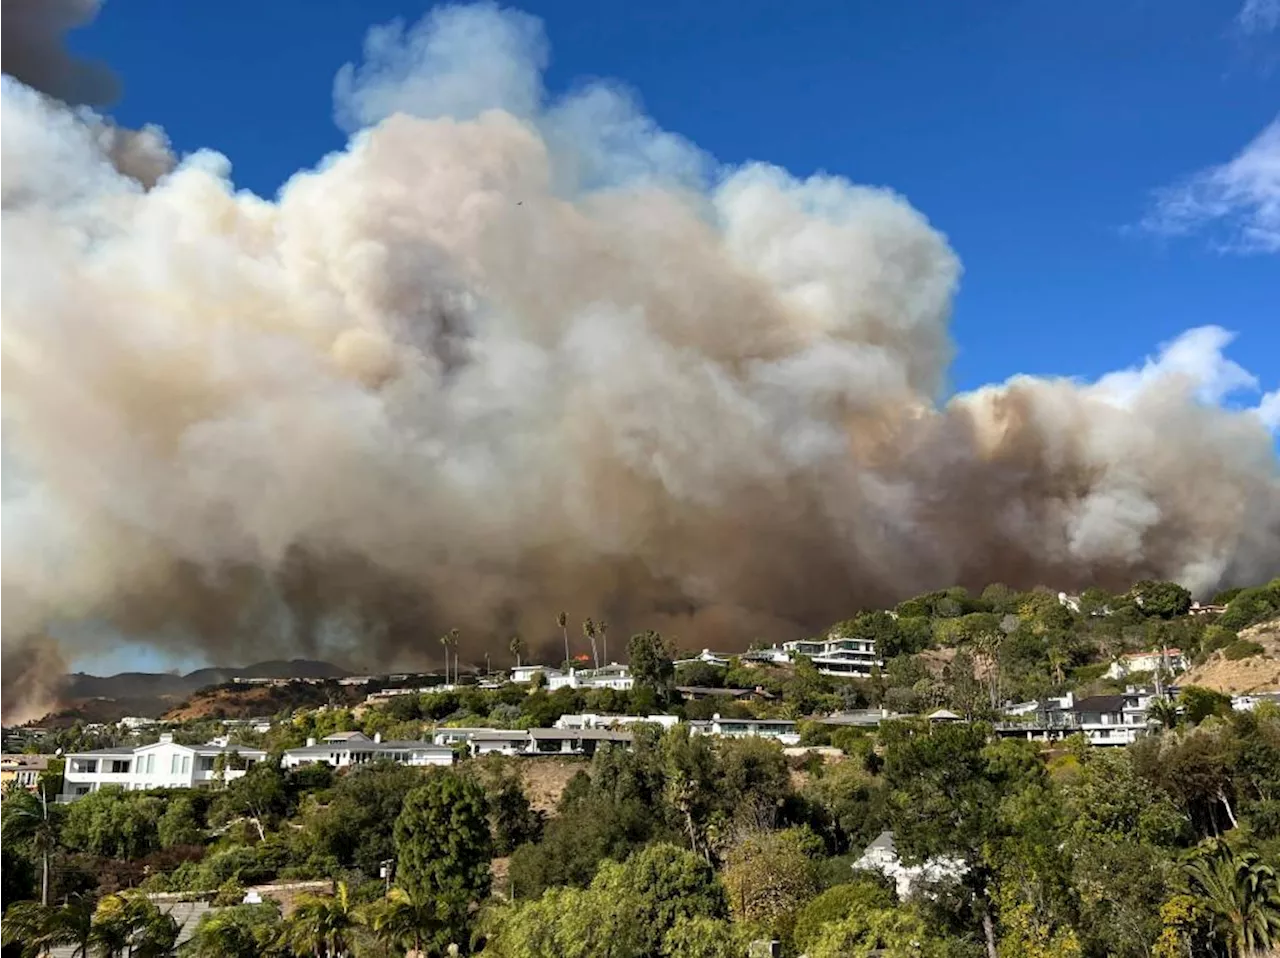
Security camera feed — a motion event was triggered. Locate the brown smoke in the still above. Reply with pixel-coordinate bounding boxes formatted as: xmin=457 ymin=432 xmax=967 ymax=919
xmin=2 ymin=4 xmax=1278 ymax=709
xmin=0 ymin=640 xmax=66 ymax=722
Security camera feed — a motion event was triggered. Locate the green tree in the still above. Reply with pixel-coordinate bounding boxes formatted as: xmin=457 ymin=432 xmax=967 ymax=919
xmin=279 ymin=881 xmax=359 ymax=958
xmin=181 ymin=902 xmax=284 ymax=958
xmin=792 ymin=878 xmax=897 ymax=954
xmin=721 ymin=827 xmax=822 ymax=940
xmin=60 ymin=788 xmax=163 ymax=860
xmin=482 ymin=885 xmax=643 ymax=958
xmin=807 ymin=905 xmax=946 ymax=958
xmin=294 ymin=762 xmax=421 ymax=876
xmin=486 ymin=843 xmax=726 ymax=958
xmin=2 ymin=897 xmax=94 ymax=958
xmin=466 ymin=756 xmax=544 ymax=856
xmin=593 ymin=843 xmax=728 ymax=956
xmin=210 ymin=762 xmax=289 ymax=841
xmin=1185 ymin=842 xmax=1280 ymax=958
xmin=362 ymin=886 xmax=439 ymax=956
xmin=659 ymin=916 xmax=744 ymax=958
xmin=394 ymin=770 xmax=493 ymax=946
xmin=2 ymin=786 xmax=63 ymax=905
xmin=89 ymin=891 xmax=179 ymax=958
xmin=882 ymin=722 xmax=1005 ymax=957
xmin=1131 ymin=580 xmax=1193 ymax=619
xmin=158 ymin=795 xmax=204 ymax=848
xmin=659 ymin=726 xmax=718 ymax=858
xmin=1147 ymin=696 xmax=1180 ymax=730
xmin=628 ymin=631 xmax=675 ymax=703
xmin=1178 ymin=686 xmax=1233 ymax=726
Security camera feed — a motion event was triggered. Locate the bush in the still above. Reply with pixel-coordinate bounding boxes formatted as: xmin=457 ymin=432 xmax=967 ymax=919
xmin=1223 ymin=639 xmax=1265 ymax=661
xmin=792 ymin=877 xmax=897 ymax=953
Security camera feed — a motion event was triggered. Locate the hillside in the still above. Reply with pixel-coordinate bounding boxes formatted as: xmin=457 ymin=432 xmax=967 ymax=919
xmin=27 ymin=660 xmax=354 ymax=726
xmin=161 ymin=681 xmax=359 ymax=721
xmin=1181 ymin=617 xmax=1280 ymax=693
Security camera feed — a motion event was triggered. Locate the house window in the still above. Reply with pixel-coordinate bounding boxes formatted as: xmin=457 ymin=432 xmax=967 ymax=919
xmin=108 ymin=760 xmax=131 ymax=774
xmin=198 ymin=756 xmax=215 ymax=772
xmin=171 ymin=754 xmax=181 ymax=774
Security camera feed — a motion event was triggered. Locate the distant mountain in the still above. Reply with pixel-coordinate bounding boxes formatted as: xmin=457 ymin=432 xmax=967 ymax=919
xmin=57 ymin=659 xmax=352 ymax=710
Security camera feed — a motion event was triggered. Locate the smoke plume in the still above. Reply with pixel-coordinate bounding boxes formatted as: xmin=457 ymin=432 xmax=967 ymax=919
xmin=2 ymin=4 xmax=1278 ymax=714
xmin=0 ymin=0 xmax=118 ymax=105
xmin=0 ymin=0 xmax=174 ymax=189
xmin=0 ymin=640 xmax=65 ymax=722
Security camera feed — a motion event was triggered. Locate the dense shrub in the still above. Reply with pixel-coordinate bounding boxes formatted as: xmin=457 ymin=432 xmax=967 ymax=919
xmin=1223 ymin=639 xmax=1266 ymax=661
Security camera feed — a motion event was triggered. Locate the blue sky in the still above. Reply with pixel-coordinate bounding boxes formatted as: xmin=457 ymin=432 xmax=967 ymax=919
xmin=70 ymin=0 xmax=1279 ymax=398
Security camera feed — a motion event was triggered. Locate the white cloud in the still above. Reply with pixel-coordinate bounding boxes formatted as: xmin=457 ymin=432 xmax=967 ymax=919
xmin=1236 ymin=0 xmax=1280 ymax=34
xmin=1093 ymin=325 xmax=1277 ymax=431
xmin=1094 ymin=325 xmax=1257 ymax=406
xmin=1141 ymin=116 xmax=1280 ymax=254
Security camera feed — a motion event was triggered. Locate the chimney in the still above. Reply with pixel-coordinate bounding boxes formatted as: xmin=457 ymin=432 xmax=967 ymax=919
xmin=306 ymin=737 xmax=316 ymax=747
xmin=159 ymin=732 xmax=173 ymax=744
xmin=374 ymin=732 xmax=382 ymax=743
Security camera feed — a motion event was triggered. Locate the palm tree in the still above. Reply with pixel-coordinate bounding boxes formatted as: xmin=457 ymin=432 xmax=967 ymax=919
xmin=509 ymin=634 xmax=525 ymax=668
xmin=281 ymin=880 xmax=361 ymax=958
xmin=598 ymin=620 xmax=609 ymax=666
xmin=439 ymin=634 xmax=451 ymax=686
xmin=449 ymin=628 xmax=461 ymax=683
xmin=183 ymin=902 xmax=285 ymax=958
xmin=1186 ymin=842 xmax=1280 ymax=957
xmin=90 ymin=891 xmax=179 ymax=958
xmin=2 ymin=897 xmax=94 ymax=958
xmin=557 ymin=612 xmax=570 ymax=671
xmin=3 ymin=785 xmax=60 ymax=905
xmin=361 ymin=886 xmax=440 ymax=956
xmin=1147 ymin=696 xmax=1180 ymax=730
xmin=583 ymin=618 xmax=599 ymax=669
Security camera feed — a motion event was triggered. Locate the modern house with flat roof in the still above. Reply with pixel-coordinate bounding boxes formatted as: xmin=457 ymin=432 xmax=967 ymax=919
xmin=688 ymin=714 xmax=799 ymax=745
xmin=281 ymin=731 xmax=453 ymax=769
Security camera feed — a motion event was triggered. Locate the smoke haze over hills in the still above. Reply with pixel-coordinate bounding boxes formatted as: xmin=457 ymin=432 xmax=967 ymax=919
xmin=2 ymin=3 xmax=1278 ymax=722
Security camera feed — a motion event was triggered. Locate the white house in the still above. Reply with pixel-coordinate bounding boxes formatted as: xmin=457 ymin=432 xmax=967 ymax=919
xmin=281 ymin=731 xmax=453 ymax=769
xmin=1106 ymin=648 xmax=1185 ymax=680
xmin=1188 ymin=602 xmax=1227 ymax=617
xmin=853 ymin=831 xmax=968 ymax=898
xmin=428 ymin=726 xmax=633 ymax=757
xmin=59 ymin=734 xmax=267 ymax=802
xmin=688 ymin=714 xmax=799 ymax=745
xmin=741 ymin=646 xmax=792 ymax=666
xmin=782 ymin=635 xmax=880 ymax=678
xmin=547 ymin=663 xmax=634 ymax=691
xmin=510 ymin=664 xmax=562 ymax=684
xmin=1232 ymin=692 xmax=1280 ymax=711
xmin=673 ymin=649 xmax=732 ymax=669
xmin=554 ymin=713 xmax=680 ymax=731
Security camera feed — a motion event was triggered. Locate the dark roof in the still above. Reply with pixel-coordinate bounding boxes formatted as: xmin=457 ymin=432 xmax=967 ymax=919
xmin=676 ymin=686 xmax=756 ymax=697
xmin=65 ymin=746 xmax=137 ymax=757
xmin=1071 ymin=695 xmax=1129 ymax=712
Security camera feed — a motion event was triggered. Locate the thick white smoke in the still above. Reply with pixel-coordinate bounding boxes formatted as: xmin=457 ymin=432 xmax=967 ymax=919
xmin=2 ymin=3 xmax=1278 ymax=715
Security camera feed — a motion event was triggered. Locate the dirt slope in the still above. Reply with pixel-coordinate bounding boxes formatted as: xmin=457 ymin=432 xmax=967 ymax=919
xmin=1181 ymin=618 xmax=1280 ymax=693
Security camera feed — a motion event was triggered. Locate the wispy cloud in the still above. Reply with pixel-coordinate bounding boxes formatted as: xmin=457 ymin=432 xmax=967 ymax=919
xmin=1140 ymin=117 xmax=1280 ymax=253
xmin=1236 ymin=0 xmax=1280 ymax=34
